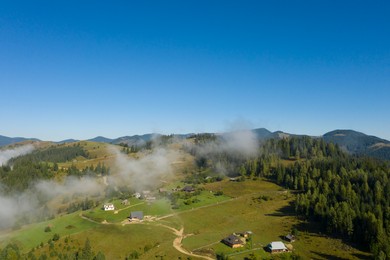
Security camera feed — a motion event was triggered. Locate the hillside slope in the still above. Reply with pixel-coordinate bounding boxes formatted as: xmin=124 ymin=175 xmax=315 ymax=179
xmin=323 ymin=129 xmax=390 ymax=160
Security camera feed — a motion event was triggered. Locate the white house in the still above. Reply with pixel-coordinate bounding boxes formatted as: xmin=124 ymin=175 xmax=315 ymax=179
xmin=267 ymin=241 xmax=288 ymax=253
xmin=103 ymin=203 xmax=115 ymax=211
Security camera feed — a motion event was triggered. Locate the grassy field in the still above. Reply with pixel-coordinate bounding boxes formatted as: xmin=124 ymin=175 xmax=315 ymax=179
xmin=83 ymin=197 xmax=174 ymax=223
xmin=0 ymin=212 xmax=99 ymax=251
xmin=58 ymin=141 xmax=119 ymax=169
xmin=0 ymin=179 xmax=370 ymax=259
xmin=31 ymin=223 xmax=189 ymax=259
xmin=176 ymin=179 xmax=370 ymax=259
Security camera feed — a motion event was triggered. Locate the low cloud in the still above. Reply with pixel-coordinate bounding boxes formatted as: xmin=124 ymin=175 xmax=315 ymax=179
xmin=222 ymin=129 xmax=258 ymax=157
xmin=0 ymin=144 xmax=35 ymax=165
xmin=109 ymin=147 xmax=176 ymax=191
xmin=0 ymin=145 xmax=178 ymax=229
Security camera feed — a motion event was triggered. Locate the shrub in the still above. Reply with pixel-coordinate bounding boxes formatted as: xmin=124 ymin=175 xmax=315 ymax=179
xmin=44 ymin=226 xmax=51 ymax=232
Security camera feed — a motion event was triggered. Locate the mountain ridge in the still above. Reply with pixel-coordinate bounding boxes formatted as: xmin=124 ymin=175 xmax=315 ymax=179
xmin=0 ymin=135 xmax=41 ymax=147
xmin=1 ymin=129 xmax=389 ymax=160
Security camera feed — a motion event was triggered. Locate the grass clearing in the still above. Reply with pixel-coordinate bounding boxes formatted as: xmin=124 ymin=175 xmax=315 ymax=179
xmin=84 ymin=197 xmax=174 ymax=223
xmin=33 ymin=223 xmax=189 ymax=259
xmin=0 ymin=212 xmax=98 ymax=251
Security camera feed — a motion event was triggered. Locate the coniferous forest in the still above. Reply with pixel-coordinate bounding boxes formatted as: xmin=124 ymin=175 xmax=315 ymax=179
xmin=190 ymin=135 xmax=390 ymax=258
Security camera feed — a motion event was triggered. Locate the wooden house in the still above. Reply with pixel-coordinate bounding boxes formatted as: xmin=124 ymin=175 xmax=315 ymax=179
xmin=222 ymin=234 xmax=245 ymax=248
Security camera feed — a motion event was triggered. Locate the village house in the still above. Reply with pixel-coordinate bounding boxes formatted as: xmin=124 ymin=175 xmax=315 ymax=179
xmin=222 ymin=234 xmax=245 ymax=248
xmin=267 ymin=241 xmax=288 ymax=253
xmin=133 ymin=192 xmax=141 ymax=199
xmin=285 ymin=234 xmax=296 ymax=242
xmin=103 ymin=203 xmax=115 ymax=211
xmin=121 ymin=199 xmax=129 ymax=205
xmin=158 ymin=188 xmax=167 ymax=193
xmin=181 ymin=186 xmax=195 ymax=192
xmin=129 ymin=211 xmax=144 ymax=221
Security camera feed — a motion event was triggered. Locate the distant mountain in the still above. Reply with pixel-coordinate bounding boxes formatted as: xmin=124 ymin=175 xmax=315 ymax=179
xmin=87 ymin=136 xmax=114 ymax=143
xmin=56 ymin=139 xmax=79 ymax=144
xmin=252 ymin=128 xmax=273 ymax=139
xmin=0 ymin=135 xmax=40 ymax=147
xmin=323 ymin=130 xmax=390 ymax=160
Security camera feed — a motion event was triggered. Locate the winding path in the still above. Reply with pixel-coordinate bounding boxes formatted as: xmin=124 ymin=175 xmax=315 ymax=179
xmin=79 ymin=211 xmax=214 ymax=259
xmin=156 ymin=224 xmax=214 ymax=260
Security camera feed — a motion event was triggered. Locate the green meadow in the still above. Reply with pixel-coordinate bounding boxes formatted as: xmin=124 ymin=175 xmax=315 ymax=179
xmin=0 ymin=179 xmax=370 ymax=259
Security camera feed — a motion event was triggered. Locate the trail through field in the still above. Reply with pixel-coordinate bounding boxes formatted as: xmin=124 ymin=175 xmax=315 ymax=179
xmin=156 ymin=224 xmax=214 ymax=260
xmin=78 ymin=213 xmax=102 ymax=224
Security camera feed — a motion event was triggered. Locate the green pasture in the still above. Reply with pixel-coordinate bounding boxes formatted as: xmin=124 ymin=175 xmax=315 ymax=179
xmin=0 ymin=212 xmax=98 ymax=252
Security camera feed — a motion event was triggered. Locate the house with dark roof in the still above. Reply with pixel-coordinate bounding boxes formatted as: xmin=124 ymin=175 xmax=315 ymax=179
xmin=285 ymin=234 xmax=295 ymax=242
xmin=222 ymin=234 xmax=245 ymax=248
xmin=129 ymin=211 xmax=144 ymax=221
xmin=181 ymin=186 xmax=195 ymax=192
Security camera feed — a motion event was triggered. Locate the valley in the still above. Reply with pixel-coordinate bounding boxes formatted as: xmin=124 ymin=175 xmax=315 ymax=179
xmin=0 ymin=133 xmax=379 ymax=259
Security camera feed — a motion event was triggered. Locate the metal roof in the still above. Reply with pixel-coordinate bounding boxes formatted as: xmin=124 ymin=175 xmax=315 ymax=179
xmin=268 ymin=241 xmax=287 ymax=250
xmin=130 ymin=211 xmax=144 ymax=220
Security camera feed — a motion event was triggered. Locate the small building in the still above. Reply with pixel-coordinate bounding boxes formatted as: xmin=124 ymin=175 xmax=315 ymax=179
xmin=285 ymin=234 xmax=296 ymax=242
xmin=158 ymin=188 xmax=167 ymax=193
xmin=129 ymin=211 xmax=144 ymax=221
xmin=229 ymin=177 xmax=240 ymax=182
xmin=267 ymin=241 xmax=288 ymax=253
xmin=182 ymin=186 xmax=195 ymax=192
xmin=222 ymin=234 xmax=245 ymax=248
xmin=237 ymin=231 xmax=252 ymax=238
xmin=133 ymin=192 xmax=141 ymax=199
xmin=121 ymin=199 xmax=129 ymax=205
xmin=103 ymin=203 xmax=115 ymax=211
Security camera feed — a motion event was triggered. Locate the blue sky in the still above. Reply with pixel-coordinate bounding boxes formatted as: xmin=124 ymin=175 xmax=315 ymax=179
xmin=1 ymin=1 xmax=389 ymax=141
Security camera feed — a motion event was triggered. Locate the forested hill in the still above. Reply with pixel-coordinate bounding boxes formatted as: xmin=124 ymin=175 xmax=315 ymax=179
xmin=323 ymin=130 xmax=390 ymax=160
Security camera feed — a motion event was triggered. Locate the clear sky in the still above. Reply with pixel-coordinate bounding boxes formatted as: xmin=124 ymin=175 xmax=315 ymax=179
xmin=1 ymin=1 xmax=389 ymax=141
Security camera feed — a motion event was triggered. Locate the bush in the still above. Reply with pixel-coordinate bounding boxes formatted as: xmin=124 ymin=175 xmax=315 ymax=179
xmin=44 ymin=226 xmax=51 ymax=232
xmin=127 ymin=250 xmax=139 ymax=259
xmin=214 ymin=190 xmax=223 ymax=196
xmin=52 ymin=233 xmax=60 ymax=241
